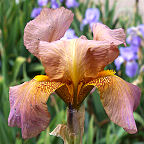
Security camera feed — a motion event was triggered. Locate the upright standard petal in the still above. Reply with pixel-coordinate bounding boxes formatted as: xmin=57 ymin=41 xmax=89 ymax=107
xmin=86 ymin=71 xmax=141 ymax=134
xmin=93 ymin=23 xmax=126 ymax=45
xmin=24 ymin=7 xmax=74 ymax=57
xmin=38 ymin=39 xmax=119 ymax=81
xmin=8 ymin=75 xmax=64 ymax=139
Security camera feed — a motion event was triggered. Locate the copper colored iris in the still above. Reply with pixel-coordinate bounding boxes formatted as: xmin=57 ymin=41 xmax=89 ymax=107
xmin=8 ymin=7 xmax=141 ymax=139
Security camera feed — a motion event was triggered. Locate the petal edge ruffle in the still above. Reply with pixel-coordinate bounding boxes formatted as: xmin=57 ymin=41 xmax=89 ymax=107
xmin=93 ymin=23 xmax=126 ymax=46
xmin=86 ymin=73 xmax=141 ymax=133
xmin=24 ymin=7 xmax=74 ymax=57
xmin=8 ymin=75 xmax=63 ymax=139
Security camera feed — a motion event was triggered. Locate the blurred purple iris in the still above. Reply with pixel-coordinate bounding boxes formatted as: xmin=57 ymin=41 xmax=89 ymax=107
xmin=61 ymin=28 xmax=78 ymax=39
xmin=81 ymin=8 xmax=100 ymax=30
xmin=114 ymin=56 xmax=124 ymax=71
xmin=31 ymin=8 xmax=42 ymax=18
xmin=138 ymin=24 xmax=144 ymax=37
xmin=120 ymin=47 xmax=138 ymax=61
xmin=114 ymin=46 xmax=139 ymax=77
xmin=114 ymin=24 xmax=144 ymax=77
xmin=126 ymin=35 xmax=141 ymax=47
xmin=51 ymin=0 xmax=59 ymax=8
xmin=38 ymin=0 xmax=48 ymax=6
xmin=125 ymin=61 xmax=138 ymax=78
xmin=126 ymin=26 xmax=144 ymax=47
xmin=66 ymin=0 xmax=79 ymax=8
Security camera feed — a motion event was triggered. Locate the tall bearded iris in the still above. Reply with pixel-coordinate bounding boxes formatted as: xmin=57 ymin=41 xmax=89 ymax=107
xmin=8 ymin=7 xmax=141 ymax=139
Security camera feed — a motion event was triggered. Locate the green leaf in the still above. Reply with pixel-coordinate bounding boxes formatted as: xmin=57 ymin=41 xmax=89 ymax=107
xmin=12 ymin=56 xmax=26 ymax=82
xmin=92 ymin=91 xmax=107 ymax=121
xmin=134 ymin=112 xmax=144 ymax=126
xmin=104 ymin=0 xmax=109 ymax=19
xmin=87 ymin=116 xmax=94 ymax=144
xmin=106 ymin=124 xmax=111 ymax=144
xmin=28 ymin=63 xmax=44 ymax=72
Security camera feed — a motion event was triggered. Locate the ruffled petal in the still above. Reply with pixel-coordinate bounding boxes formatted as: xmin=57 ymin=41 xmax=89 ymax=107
xmin=8 ymin=75 xmax=64 ymax=139
xmin=83 ymin=41 xmax=119 ymax=78
xmin=24 ymin=7 xmax=74 ymax=57
xmin=93 ymin=23 xmax=126 ymax=45
xmin=38 ymin=39 xmax=119 ymax=81
xmin=86 ymin=71 xmax=141 ymax=133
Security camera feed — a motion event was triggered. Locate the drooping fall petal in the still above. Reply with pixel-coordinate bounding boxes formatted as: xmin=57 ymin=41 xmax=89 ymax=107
xmin=93 ymin=23 xmax=126 ymax=45
xmin=38 ymin=39 xmax=119 ymax=81
xmin=86 ymin=71 xmax=141 ymax=134
xmin=8 ymin=75 xmax=64 ymax=139
xmin=24 ymin=7 xmax=74 ymax=57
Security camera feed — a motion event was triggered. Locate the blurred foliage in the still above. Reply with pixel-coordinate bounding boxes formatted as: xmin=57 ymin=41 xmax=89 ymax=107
xmin=0 ymin=0 xmax=144 ymax=144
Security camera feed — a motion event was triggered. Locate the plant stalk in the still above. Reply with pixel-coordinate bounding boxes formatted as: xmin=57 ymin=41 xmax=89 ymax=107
xmin=67 ymin=105 xmax=85 ymax=144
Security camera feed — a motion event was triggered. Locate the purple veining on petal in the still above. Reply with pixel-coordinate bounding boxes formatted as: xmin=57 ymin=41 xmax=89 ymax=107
xmin=8 ymin=107 xmax=21 ymax=128
xmin=8 ymin=86 xmax=22 ymax=128
xmin=8 ymin=81 xmax=51 ymax=139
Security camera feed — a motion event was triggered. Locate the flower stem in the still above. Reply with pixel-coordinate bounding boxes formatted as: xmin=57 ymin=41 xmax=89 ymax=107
xmin=67 ymin=105 xmax=85 ymax=144
xmin=50 ymin=105 xmax=85 ymax=144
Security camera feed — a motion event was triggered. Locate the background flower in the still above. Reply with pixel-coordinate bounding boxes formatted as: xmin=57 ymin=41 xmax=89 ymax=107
xmin=114 ymin=46 xmax=139 ymax=77
xmin=65 ymin=0 xmax=79 ymax=8
xmin=81 ymin=8 xmax=100 ymax=30
xmin=38 ymin=0 xmax=48 ymax=7
xmin=51 ymin=0 xmax=59 ymax=8
xmin=61 ymin=28 xmax=78 ymax=39
xmin=125 ymin=61 xmax=138 ymax=77
xmin=31 ymin=8 xmax=42 ymax=18
xmin=138 ymin=24 xmax=144 ymax=37
xmin=114 ymin=24 xmax=144 ymax=78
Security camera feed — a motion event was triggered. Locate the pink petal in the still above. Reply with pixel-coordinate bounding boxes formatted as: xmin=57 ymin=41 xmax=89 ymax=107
xmin=93 ymin=23 xmax=126 ymax=45
xmin=24 ymin=7 xmax=74 ymax=57
xmin=38 ymin=39 xmax=119 ymax=80
xmin=8 ymin=76 xmax=63 ymax=138
xmin=79 ymin=35 xmax=88 ymax=40
xmin=86 ymin=74 xmax=141 ymax=133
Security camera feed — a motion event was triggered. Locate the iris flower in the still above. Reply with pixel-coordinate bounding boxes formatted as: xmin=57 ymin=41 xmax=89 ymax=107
xmin=8 ymin=7 xmax=141 ymax=139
